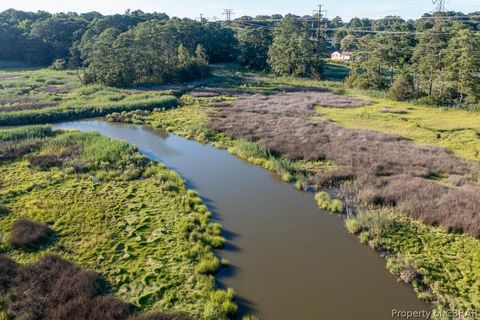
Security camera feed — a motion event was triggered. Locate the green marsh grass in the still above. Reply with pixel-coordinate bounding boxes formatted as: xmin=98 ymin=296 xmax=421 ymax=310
xmin=0 ymin=69 xmax=179 ymax=126
xmin=314 ymin=192 xmax=345 ymax=214
xmin=0 ymin=128 xmax=235 ymax=318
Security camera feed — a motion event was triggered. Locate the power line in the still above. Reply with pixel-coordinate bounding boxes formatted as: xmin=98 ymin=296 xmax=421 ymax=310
xmin=313 ymin=4 xmax=328 ymax=40
xmin=432 ymin=0 xmax=447 ymax=29
xmin=232 ymin=20 xmax=428 ymax=36
xmin=223 ymin=9 xmax=234 ymax=22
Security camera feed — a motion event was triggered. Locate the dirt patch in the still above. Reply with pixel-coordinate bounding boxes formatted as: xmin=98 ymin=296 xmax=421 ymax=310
xmin=191 ymin=87 xmax=248 ymax=97
xmin=0 ymin=102 xmax=58 ymax=112
xmin=36 ymin=85 xmax=73 ymax=94
xmin=209 ymin=91 xmax=480 ymax=237
xmin=0 ymin=73 xmax=24 ymax=81
xmin=379 ymin=107 xmax=409 ymax=114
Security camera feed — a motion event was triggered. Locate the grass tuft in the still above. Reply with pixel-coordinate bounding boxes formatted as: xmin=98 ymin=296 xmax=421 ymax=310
xmin=314 ymin=192 xmax=345 ymax=214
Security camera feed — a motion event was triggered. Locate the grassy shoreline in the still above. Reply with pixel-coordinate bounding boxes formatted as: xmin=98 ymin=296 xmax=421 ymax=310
xmin=107 ymin=93 xmax=480 ymax=317
xmin=0 ymin=126 xmax=236 ymax=319
xmin=0 ymin=69 xmax=179 ymax=126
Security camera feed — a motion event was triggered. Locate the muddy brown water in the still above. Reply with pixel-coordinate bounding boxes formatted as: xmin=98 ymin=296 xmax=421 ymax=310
xmin=52 ymin=120 xmax=430 ymax=320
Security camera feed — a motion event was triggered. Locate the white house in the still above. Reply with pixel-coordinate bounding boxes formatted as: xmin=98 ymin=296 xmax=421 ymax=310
xmin=331 ymin=51 xmax=353 ymax=61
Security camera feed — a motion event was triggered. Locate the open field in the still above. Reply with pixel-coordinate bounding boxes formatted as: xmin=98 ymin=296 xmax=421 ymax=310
xmin=0 ymin=126 xmax=235 ymax=319
xmin=0 ymin=69 xmax=178 ymax=126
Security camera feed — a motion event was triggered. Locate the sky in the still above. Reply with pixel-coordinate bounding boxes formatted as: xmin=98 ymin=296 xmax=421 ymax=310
xmin=0 ymin=0 xmax=478 ymax=21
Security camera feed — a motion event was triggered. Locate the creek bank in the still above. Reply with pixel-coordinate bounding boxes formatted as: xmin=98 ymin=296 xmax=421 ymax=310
xmin=106 ymin=90 xmax=480 ymax=316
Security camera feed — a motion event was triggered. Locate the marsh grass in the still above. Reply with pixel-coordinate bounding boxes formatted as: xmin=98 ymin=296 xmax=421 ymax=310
xmin=0 ymin=69 xmax=178 ymax=126
xmin=208 ymin=89 xmax=480 ymax=237
xmin=103 ymin=83 xmax=480 ymax=313
xmin=129 ymin=312 xmax=194 ymax=320
xmin=344 ymin=217 xmax=362 ymax=235
xmin=316 ymin=97 xmax=480 ymax=162
xmin=0 ymin=129 xmax=234 ymax=318
xmin=314 ymin=192 xmax=345 ymax=214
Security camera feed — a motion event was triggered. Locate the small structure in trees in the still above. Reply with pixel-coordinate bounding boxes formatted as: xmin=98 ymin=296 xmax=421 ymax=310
xmin=331 ymin=51 xmax=353 ymax=61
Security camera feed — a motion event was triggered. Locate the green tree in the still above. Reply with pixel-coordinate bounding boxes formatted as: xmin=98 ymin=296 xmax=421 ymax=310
xmin=268 ymin=16 xmax=324 ymax=78
xmin=237 ymin=27 xmax=272 ymax=70
xmin=445 ymin=24 xmax=480 ymax=104
xmin=340 ymin=35 xmax=358 ymax=51
xmin=85 ymin=28 xmax=122 ymax=85
xmin=29 ymin=15 xmax=88 ymax=62
xmin=412 ymin=27 xmax=450 ymax=102
xmin=332 ymin=29 xmax=348 ymax=49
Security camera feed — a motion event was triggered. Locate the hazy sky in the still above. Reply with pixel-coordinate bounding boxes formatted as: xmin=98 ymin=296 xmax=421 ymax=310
xmin=0 ymin=0 xmax=478 ymax=20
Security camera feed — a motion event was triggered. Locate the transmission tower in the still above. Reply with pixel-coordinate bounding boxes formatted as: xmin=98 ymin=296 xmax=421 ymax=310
xmin=313 ymin=4 xmax=327 ymax=40
xmin=223 ymin=9 xmax=234 ymax=22
xmin=432 ymin=0 xmax=446 ymax=30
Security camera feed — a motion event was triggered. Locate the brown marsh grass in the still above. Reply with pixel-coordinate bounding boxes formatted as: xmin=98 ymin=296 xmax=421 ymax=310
xmin=209 ymin=91 xmax=480 ymax=236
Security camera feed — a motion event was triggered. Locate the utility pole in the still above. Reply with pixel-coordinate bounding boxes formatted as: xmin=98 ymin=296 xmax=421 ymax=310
xmin=313 ymin=4 xmax=327 ymax=40
xmin=223 ymin=9 xmax=234 ymax=22
xmin=432 ymin=0 xmax=446 ymax=30
xmin=197 ymin=13 xmax=204 ymax=22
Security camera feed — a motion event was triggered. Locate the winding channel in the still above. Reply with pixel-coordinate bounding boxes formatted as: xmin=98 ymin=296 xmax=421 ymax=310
xmin=52 ymin=120 xmax=429 ymax=320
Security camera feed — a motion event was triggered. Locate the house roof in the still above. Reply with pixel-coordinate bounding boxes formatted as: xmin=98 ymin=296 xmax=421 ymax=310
xmin=331 ymin=51 xmax=353 ymax=56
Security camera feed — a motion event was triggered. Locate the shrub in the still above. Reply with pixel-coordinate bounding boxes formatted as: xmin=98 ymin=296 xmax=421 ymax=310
xmin=29 ymin=154 xmax=63 ymax=170
xmin=204 ymin=235 xmax=225 ymax=248
xmin=231 ymin=140 xmax=270 ymax=160
xmin=358 ymin=231 xmax=370 ymax=244
xmin=329 ymin=199 xmax=345 ymax=214
xmin=49 ymin=296 xmax=131 ymax=320
xmin=50 ymin=59 xmax=67 ymax=71
xmin=10 ymin=255 xmax=99 ymax=318
xmin=315 ymin=192 xmax=331 ymax=210
xmin=390 ymin=73 xmax=415 ymax=101
xmin=356 ymin=211 xmax=392 ymax=238
xmin=0 ymin=256 xmax=18 ymax=293
xmin=8 ymin=219 xmax=52 ymax=250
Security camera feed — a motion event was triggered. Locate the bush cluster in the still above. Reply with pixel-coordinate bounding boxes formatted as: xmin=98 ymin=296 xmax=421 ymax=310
xmin=8 ymin=219 xmax=52 ymax=250
xmin=0 ymin=254 xmax=197 ymax=320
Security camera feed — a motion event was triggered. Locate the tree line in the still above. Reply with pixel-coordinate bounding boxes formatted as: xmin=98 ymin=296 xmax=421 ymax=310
xmin=1 ymin=8 xmax=479 ymax=105
xmin=343 ymin=19 xmax=480 ymax=105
